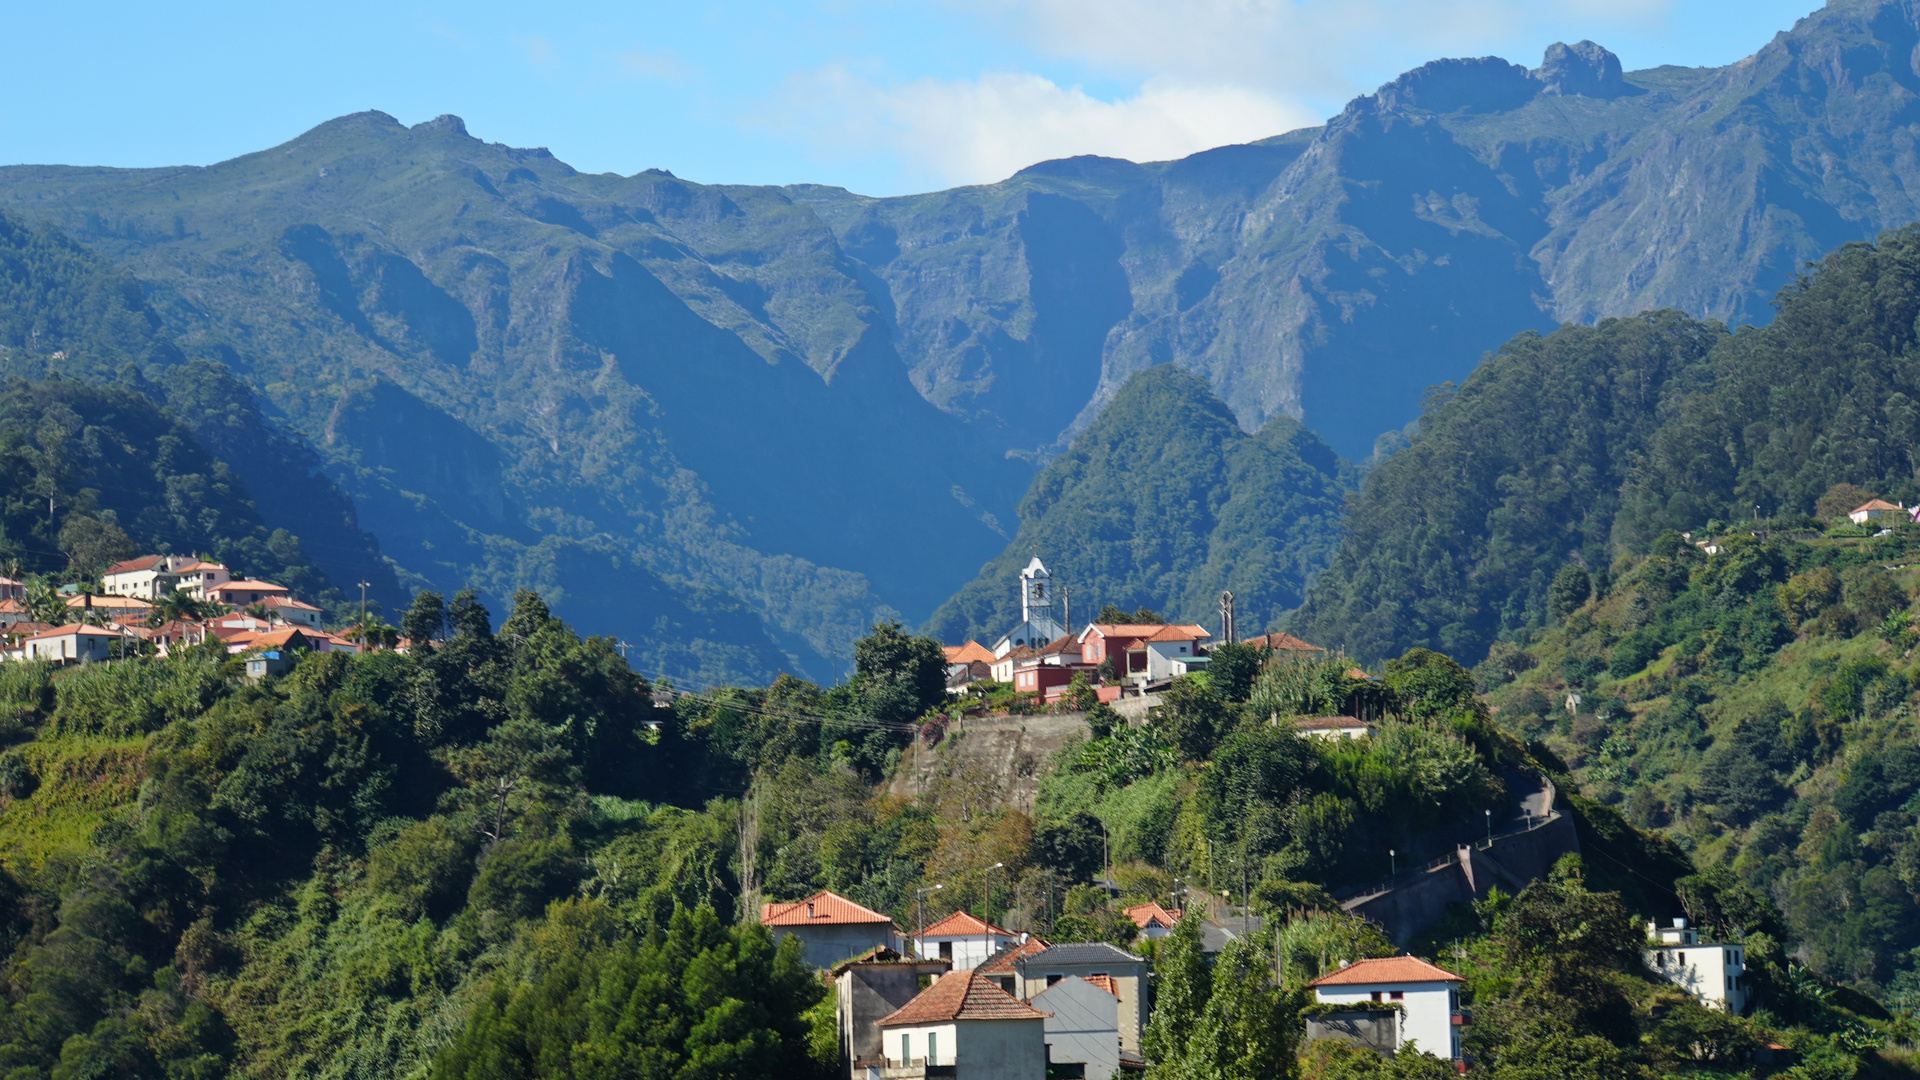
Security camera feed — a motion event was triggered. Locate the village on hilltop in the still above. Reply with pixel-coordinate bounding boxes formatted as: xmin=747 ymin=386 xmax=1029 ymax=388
xmin=0 ymin=553 xmax=367 ymax=676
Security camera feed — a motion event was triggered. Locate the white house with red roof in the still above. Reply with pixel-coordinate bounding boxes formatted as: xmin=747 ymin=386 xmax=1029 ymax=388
xmin=1850 ymin=499 xmax=1906 ymax=525
xmin=102 ymin=555 xmax=181 ymax=599
xmin=1123 ymin=902 xmax=1183 ymax=939
xmin=1080 ymin=623 xmax=1212 ymax=685
xmin=761 ymin=890 xmax=903 ymax=969
xmin=1308 ymin=955 xmax=1466 ymax=1062
xmin=19 ymin=624 xmax=119 ymax=664
xmin=259 ymin=595 xmax=324 ymax=629
xmin=208 ymin=579 xmax=291 ymax=607
xmin=172 ymin=560 xmax=232 ymax=599
xmin=876 ymin=970 xmax=1050 ymax=1080
xmin=912 ymin=910 xmax=1024 ymax=971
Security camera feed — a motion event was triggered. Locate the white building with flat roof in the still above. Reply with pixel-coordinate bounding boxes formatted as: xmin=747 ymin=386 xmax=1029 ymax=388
xmin=1645 ymin=918 xmax=1747 ymax=1013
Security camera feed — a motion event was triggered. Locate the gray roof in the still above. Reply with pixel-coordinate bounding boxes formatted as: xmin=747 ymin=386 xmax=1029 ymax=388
xmin=1017 ymin=942 xmax=1144 ymax=968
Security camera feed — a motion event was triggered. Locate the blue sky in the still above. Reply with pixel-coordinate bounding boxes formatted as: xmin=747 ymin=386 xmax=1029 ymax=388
xmin=5 ymin=0 xmax=1819 ymax=196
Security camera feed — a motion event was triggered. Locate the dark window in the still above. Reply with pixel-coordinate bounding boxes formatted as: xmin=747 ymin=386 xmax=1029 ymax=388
xmin=1047 ymin=975 xmax=1063 ymax=987
xmin=1370 ymin=991 xmax=1382 ymax=1002
xmin=938 ymin=941 xmax=952 ymax=961
xmin=1390 ymin=991 xmax=1404 ymax=1001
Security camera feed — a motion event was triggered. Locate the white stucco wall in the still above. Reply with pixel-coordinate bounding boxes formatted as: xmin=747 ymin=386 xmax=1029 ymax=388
xmin=915 ymin=932 xmax=1017 ymax=971
xmin=882 ymin=1019 xmax=1046 ymax=1080
xmin=1647 ymin=943 xmax=1746 ymax=1012
xmin=1314 ymin=982 xmax=1459 ymax=1060
xmin=1033 ymin=978 xmax=1120 ymax=1080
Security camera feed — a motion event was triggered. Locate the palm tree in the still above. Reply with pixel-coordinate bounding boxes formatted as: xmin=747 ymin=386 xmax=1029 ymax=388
xmin=23 ymin=577 xmax=66 ymax=625
xmin=148 ymin=588 xmax=217 ymax=628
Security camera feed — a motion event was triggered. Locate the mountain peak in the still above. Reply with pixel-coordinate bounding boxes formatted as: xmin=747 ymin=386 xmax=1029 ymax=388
xmin=1533 ymin=40 xmax=1632 ymax=98
xmin=413 ymin=113 xmax=470 ymax=137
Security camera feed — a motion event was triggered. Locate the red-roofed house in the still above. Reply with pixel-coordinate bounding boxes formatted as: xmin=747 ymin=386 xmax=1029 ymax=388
xmin=1079 ymin=623 xmax=1212 ymax=685
xmin=1308 ymin=956 xmax=1465 ymax=1062
xmin=1851 ymin=499 xmax=1906 ymax=525
xmin=208 ymin=580 xmax=291 ymax=607
xmin=259 ymin=595 xmax=324 ymax=629
xmin=19 ymin=624 xmax=119 ymax=664
xmin=945 ymin=640 xmax=995 ymax=691
xmin=876 ymin=971 xmax=1050 ymax=1079
xmin=1123 ymin=902 xmax=1183 ymax=939
xmin=760 ymin=890 xmax=902 ymax=969
xmin=912 ymin=910 xmax=1023 ymax=971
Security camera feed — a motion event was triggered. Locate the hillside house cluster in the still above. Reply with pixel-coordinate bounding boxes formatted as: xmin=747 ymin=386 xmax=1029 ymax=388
xmin=942 ymin=557 xmax=1331 ymax=705
xmin=0 ymin=555 xmax=352 ymax=670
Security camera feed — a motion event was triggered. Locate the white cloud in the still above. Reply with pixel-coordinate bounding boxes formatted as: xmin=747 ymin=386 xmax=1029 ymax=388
xmin=955 ymin=0 xmax=1677 ymax=98
xmin=769 ymin=67 xmax=1315 ymax=190
xmin=619 ymin=48 xmax=694 ymax=83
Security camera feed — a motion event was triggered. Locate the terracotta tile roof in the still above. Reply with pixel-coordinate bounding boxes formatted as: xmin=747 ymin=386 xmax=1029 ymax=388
xmin=761 ymin=890 xmax=895 ymax=926
xmin=1084 ymin=974 xmax=1119 ymax=997
xmin=1853 ymin=499 xmax=1903 ymax=513
xmin=104 ymin=555 xmax=165 ymax=576
xmin=0 ymin=599 xmax=24 ymax=614
xmin=978 ymin=936 xmax=1051 ymax=974
xmin=213 ymin=579 xmax=289 ymax=594
xmin=1148 ymin=625 xmax=1210 ymax=642
xmin=260 ymin=596 xmax=322 ymax=612
xmin=26 ymin=623 xmax=117 ymax=641
xmin=241 ymin=629 xmax=314 ymax=651
xmin=1294 ymin=716 xmax=1373 ymax=730
xmin=1307 ymin=956 xmax=1463 ymax=987
xmin=945 ymin=641 xmax=995 ymax=665
xmin=1036 ymin=634 xmax=1082 ymax=656
xmin=66 ymin=594 xmax=150 ymax=609
xmin=1241 ymin=632 xmax=1325 ymax=652
xmin=918 ymin=910 xmax=1015 ymax=938
xmin=1086 ymin=624 xmax=1171 ymax=638
xmin=1124 ymin=903 xmax=1182 ymax=930
xmin=877 ymin=971 xmax=1050 ymax=1026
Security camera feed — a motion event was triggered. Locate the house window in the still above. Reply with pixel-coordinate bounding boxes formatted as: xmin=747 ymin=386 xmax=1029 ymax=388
xmin=1370 ymin=991 xmax=1382 ymax=1003
xmin=1390 ymin=991 xmax=1404 ymax=1001
xmin=1047 ymin=975 xmax=1063 ymax=987
xmin=939 ymin=941 xmax=953 ymax=961
xmin=928 ymin=1032 xmax=938 ymax=1065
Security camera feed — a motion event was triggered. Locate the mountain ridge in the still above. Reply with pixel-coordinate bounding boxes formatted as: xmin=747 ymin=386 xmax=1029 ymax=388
xmin=5 ymin=0 xmax=1920 ymax=672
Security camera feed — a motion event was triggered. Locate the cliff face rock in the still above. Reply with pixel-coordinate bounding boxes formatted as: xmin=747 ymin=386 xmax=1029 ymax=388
xmin=4 ymin=1 xmax=1920 ymax=673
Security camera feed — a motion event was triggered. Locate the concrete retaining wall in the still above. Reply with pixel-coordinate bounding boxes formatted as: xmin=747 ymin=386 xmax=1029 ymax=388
xmin=1345 ymin=811 xmax=1579 ymax=943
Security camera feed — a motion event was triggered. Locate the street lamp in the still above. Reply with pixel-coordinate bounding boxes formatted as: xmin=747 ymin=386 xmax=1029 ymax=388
xmin=1389 ymin=848 xmax=1396 ymax=877
xmin=915 ymin=884 xmax=944 ymax=959
xmin=1485 ymin=808 xmax=1492 ymax=848
xmin=981 ymin=862 xmax=1005 ymax=964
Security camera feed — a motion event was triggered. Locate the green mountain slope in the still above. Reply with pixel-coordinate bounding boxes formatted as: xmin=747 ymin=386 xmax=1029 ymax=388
xmin=1485 ymin=525 xmax=1920 ymax=1000
xmin=1294 ymin=224 xmax=1920 ymax=665
xmin=6 ymin=1 xmax=1920 ymax=676
xmin=929 ymin=366 xmax=1350 ymax=642
xmin=0 ymin=210 xmax=395 ymax=608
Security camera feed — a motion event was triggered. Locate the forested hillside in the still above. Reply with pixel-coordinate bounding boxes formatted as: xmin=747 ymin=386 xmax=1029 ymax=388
xmin=1480 ymin=521 xmax=1920 ymax=1010
xmin=2 ymin=595 xmax=1906 ymax=1079
xmin=0 ymin=211 xmax=393 ymax=611
xmin=1294 ymin=225 xmax=1920 ymax=665
xmin=930 ymin=366 xmax=1352 ymax=643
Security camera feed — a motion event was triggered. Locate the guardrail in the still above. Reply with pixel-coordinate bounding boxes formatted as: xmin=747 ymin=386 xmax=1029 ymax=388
xmin=1332 ymin=778 xmax=1563 ymax=904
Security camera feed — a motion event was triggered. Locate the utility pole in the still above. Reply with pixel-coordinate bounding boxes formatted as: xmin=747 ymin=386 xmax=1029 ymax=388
xmin=1061 ymin=586 xmax=1071 ymax=635
xmin=358 ymin=580 xmax=371 ymax=625
xmin=617 ymin=639 xmax=631 ymax=660
xmin=1219 ymin=590 xmax=1236 ymax=645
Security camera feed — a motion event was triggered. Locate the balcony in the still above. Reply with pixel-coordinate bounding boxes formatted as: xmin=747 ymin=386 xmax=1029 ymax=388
xmin=881 ymin=1061 xmax=956 ymax=1079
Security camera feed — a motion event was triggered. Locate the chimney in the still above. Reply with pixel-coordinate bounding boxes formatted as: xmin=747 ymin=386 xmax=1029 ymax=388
xmin=1673 ymin=917 xmax=1687 ymax=929
xmin=808 ymin=902 xmax=816 ymax=919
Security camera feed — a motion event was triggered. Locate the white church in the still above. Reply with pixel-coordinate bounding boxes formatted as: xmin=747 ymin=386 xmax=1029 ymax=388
xmin=991 ymin=557 xmax=1068 ymax=658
